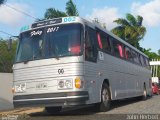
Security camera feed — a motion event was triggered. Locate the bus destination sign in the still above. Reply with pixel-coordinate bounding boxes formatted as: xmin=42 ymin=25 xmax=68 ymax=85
xmin=31 ymin=18 xmax=62 ymax=28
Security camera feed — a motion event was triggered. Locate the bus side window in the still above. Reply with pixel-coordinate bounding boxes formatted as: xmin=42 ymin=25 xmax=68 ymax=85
xmin=85 ymin=27 xmax=98 ymax=62
xmin=96 ymin=32 xmax=111 ymax=53
xmin=138 ymin=54 xmax=142 ymax=65
xmin=143 ymin=56 xmax=150 ymax=68
xmin=102 ymin=35 xmax=111 ymax=52
xmin=112 ymin=39 xmax=119 ymax=57
xmin=145 ymin=58 xmax=150 ymax=69
xmin=132 ymin=50 xmax=140 ymax=64
xmin=124 ymin=47 xmax=132 ymax=61
xmin=143 ymin=56 xmax=147 ymax=66
xmin=112 ymin=39 xmax=124 ymax=58
xmin=140 ymin=55 xmax=145 ymax=66
xmin=124 ymin=47 xmax=128 ymax=60
xmin=106 ymin=36 xmax=111 ymax=52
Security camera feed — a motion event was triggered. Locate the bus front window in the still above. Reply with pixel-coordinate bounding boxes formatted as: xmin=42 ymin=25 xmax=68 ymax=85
xmin=48 ymin=24 xmax=82 ymax=57
xmin=15 ymin=24 xmax=83 ymax=63
xmin=16 ymin=28 xmax=45 ymax=62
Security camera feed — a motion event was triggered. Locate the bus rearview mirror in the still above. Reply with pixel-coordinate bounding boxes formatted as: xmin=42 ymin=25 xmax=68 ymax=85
xmin=7 ymin=38 xmax=12 ymax=51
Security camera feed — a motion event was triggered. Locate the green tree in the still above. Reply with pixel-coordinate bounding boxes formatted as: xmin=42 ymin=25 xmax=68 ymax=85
xmin=44 ymin=0 xmax=79 ymax=19
xmin=0 ymin=0 xmax=6 ymax=5
xmin=158 ymin=49 xmax=160 ymax=56
xmin=44 ymin=8 xmax=67 ymax=19
xmin=0 ymin=39 xmax=17 ymax=73
xmin=143 ymin=49 xmax=160 ymax=78
xmin=111 ymin=13 xmax=146 ymax=48
xmin=143 ymin=48 xmax=160 ymax=60
xmin=66 ymin=0 xmax=79 ymax=16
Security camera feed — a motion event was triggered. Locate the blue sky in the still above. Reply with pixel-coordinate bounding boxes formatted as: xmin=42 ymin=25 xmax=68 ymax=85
xmin=0 ymin=0 xmax=159 ymax=53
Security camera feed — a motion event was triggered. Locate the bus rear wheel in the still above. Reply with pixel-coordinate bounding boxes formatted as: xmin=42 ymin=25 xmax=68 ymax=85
xmin=45 ymin=106 xmax=62 ymax=114
xmin=142 ymin=85 xmax=147 ymax=100
xmin=97 ymin=83 xmax=111 ymax=112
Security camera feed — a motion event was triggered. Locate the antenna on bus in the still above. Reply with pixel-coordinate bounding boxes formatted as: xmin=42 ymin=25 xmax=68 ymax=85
xmin=93 ymin=18 xmax=99 ymax=23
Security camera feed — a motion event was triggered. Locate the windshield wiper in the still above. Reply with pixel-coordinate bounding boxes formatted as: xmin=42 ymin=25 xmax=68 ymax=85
xmin=22 ymin=49 xmax=43 ymax=64
xmin=51 ymin=46 xmax=60 ymax=60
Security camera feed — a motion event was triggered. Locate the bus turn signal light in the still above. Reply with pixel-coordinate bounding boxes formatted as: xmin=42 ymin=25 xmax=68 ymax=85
xmin=75 ymin=77 xmax=82 ymax=89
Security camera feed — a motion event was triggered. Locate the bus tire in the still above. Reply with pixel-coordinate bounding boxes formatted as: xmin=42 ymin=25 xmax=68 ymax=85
xmin=45 ymin=106 xmax=62 ymax=114
xmin=97 ymin=83 xmax=111 ymax=112
xmin=142 ymin=85 xmax=147 ymax=100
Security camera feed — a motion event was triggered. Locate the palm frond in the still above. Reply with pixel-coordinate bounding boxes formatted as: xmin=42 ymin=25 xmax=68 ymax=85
xmin=114 ymin=19 xmax=130 ymax=26
xmin=136 ymin=27 xmax=146 ymax=40
xmin=126 ymin=13 xmax=137 ymax=26
xmin=137 ymin=15 xmax=143 ymax=26
xmin=111 ymin=26 xmax=125 ymax=40
xmin=44 ymin=8 xmax=67 ymax=19
xmin=112 ymin=13 xmax=146 ymax=48
xmin=66 ymin=0 xmax=79 ymax=16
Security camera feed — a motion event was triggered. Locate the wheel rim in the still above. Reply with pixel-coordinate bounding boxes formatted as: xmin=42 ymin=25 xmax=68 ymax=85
xmin=143 ymin=88 xmax=147 ymax=97
xmin=102 ymin=88 xmax=109 ymax=106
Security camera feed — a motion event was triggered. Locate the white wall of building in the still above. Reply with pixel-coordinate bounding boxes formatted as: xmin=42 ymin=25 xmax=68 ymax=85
xmin=0 ymin=73 xmax=13 ymax=111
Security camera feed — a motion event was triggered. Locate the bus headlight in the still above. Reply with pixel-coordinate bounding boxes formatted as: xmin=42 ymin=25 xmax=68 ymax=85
xmin=15 ymin=83 xmax=26 ymax=93
xmin=58 ymin=80 xmax=73 ymax=89
xmin=65 ymin=80 xmax=72 ymax=88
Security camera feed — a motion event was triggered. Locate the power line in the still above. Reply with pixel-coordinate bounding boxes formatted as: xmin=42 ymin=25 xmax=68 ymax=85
xmin=4 ymin=3 xmax=38 ymax=20
xmin=0 ymin=30 xmax=14 ymax=36
xmin=0 ymin=30 xmax=18 ymax=38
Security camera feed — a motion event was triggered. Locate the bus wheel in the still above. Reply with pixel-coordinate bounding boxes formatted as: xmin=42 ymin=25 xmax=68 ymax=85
xmin=142 ymin=85 xmax=147 ymax=100
xmin=97 ymin=83 xmax=111 ymax=112
xmin=45 ymin=107 xmax=62 ymax=114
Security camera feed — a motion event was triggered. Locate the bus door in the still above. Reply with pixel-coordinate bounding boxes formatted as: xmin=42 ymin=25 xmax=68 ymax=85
xmin=84 ymin=26 xmax=99 ymax=102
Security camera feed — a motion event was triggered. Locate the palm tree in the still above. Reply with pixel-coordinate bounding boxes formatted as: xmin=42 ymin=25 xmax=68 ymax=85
xmin=111 ymin=13 xmax=146 ymax=48
xmin=158 ymin=49 xmax=160 ymax=56
xmin=44 ymin=0 xmax=79 ymax=19
xmin=0 ymin=0 xmax=6 ymax=5
xmin=66 ymin=0 xmax=79 ymax=16
xmin=45 ymin=8 xmax=67 ymax=19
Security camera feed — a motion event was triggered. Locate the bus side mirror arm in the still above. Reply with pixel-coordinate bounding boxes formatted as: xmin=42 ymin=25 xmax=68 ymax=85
xmin=7 ymin=36 xmax=19 ymax=51
xmin=7 ymin=38 xmax=12 ymax=51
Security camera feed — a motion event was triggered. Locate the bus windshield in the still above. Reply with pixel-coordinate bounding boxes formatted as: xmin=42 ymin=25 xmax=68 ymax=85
xmin=15 ymin=24 xmax=83 ymax=63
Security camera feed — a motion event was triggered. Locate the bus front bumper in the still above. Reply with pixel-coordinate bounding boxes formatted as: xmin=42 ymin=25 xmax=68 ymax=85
xmin=13 ymin=91 xmax=89 ymax=108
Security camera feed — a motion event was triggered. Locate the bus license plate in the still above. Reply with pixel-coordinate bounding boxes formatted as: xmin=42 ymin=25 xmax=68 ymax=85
xmin=36 ymin=83 xmax=48 ymax=89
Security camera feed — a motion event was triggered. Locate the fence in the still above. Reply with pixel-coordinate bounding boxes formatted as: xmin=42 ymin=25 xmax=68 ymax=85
xmin=0 ymin=39 xmax=17 ymax=73
xmin=150 ymin=60 xmax=160 ymax=77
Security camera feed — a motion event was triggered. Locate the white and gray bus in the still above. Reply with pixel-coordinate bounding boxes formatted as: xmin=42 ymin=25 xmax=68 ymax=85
xmin=12 ymin=16 xmax=152 ymax=112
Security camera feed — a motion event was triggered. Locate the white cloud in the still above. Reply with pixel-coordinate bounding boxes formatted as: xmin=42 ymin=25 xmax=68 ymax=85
xmin=0 ymin=3 xmax=33 ymax=26
xmin=86 ymin=7 xmax=120 ymax=30
xmin=131 ymin=0 xmax=160 ymax=27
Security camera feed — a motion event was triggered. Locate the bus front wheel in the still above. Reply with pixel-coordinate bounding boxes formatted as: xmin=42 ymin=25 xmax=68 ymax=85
xmin=97 ymin=83 xmax=111 ymax=112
